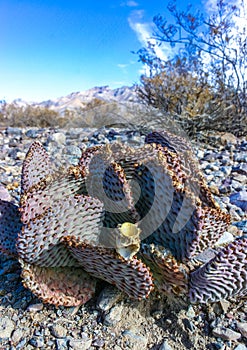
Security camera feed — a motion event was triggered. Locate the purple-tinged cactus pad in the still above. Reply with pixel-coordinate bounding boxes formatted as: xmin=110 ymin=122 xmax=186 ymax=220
xmin=21 ymin=141 xmax=54 ymax=193
xmin=142 ymin=190 xmax=230 ymax=262
xmin=20 ymin=175 xmax=87 ymax=224
xmin=21 ymin=260 xmax=96 ymax=306
xmin=140 ymin=244 xmax=188 ymax=296
xmin=189 ymin=237 xmax=247 ymax=303
xmin=17 ymin=194 xmax=104 ymax=267
xmin=0 ymin=199 xmax=22 ymax=257
xmin=63 ymin=236 xmax=154 ymax=300
xmin=145 ymin=130 xmax=218 ymax=208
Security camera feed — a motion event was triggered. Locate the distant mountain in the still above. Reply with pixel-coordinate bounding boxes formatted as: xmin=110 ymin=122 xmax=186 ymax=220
xmin=10 ymin=85 xmax=139 ymax=115
xmin=39 ymin=85 xmax=139 ymax=113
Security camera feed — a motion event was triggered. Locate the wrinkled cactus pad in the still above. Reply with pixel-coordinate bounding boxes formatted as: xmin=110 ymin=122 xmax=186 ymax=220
xmin=0 ymin=132 xmax=246 ymax=307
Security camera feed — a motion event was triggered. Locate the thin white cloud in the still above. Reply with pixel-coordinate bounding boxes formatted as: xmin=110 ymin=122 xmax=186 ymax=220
xmin=121 ymin=1 xmax=139 ymax=7
xmin=117 ymin=63 xmax=128 ymax=69
xmin=117 ymin=63 xmax=128 ymax=74
xmin=127 ymin=1 xmax=139 ymax=7
xmin=128 ymin=11 xmax=170 ymax=62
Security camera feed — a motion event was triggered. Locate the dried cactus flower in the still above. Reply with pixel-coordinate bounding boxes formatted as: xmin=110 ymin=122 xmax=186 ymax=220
xmin=115 ymin=222 xmax=141 ymax=260
xmin=0 ymin=134 xmax=246 ymax=307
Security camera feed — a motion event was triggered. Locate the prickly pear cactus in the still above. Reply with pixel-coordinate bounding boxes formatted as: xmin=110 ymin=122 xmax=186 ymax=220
xmin=0 ymin=130 xmax=246 ymax=307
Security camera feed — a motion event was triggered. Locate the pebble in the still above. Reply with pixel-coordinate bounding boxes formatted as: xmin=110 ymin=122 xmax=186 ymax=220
xmin=55 ymin=338 xmax=68 ymax=350
xmin=97 ymin=284 xmax=123 ymax=312
xmin=195 ymin=248 xmax=217 ymax=263
xmin=159 ymin=340 xmax=174 ymax=350
xmin=186 ymin=305 xmax=196 ymax=318
xmin=11 ymin=328 xmax=23 ymax=345
xmin=26 ymin=303 xmax=44 ymax=312
xmin=29 ymin=336 xmax=45 ymax=348
xmin=215 ymin=231 xmax=234 ymax=246
xmin=50 ymin=324 xmax=67 ymax=338
xmin=104 ymin=304 xmax=124 ymax=326
xmin=212 ymin=326 xmax=242 ymax=341
xmin=219 ymin=300 xmax=230 ymax=314
xmin=92 ymin=337 xmax=105 ymax=347
xmin=230 ymin=191 xmax=247 ymax=212
xmin=122 ymin=329 xmax=148 ymax=350
xmin=52 ymin=132 xmax=66 ymax=145
xmin=25 ymin=129 xmax=42 ymax=139
xmin=0 ymin=184 xmax=12 ymax=201
xmin=69 ymin=337 xmax=92 ymax=350
xmin=234 ymin=345 xmax=247 ymax=350
xmin=0 ymin=316 xmax=15 ymax=339
xmin=236 ymin=322 xmax=247 ymax=338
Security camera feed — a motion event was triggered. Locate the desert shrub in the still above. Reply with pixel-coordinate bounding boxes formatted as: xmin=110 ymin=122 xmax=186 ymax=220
xmin=0 ymin=103 xmax=62 ymax=128
xmin=135 ymin=0 xmax=247 ymax=137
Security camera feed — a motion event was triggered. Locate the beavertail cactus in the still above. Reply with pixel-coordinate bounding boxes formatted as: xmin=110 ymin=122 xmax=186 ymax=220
xmin=0 ymin=130 xmax=246 ymax=307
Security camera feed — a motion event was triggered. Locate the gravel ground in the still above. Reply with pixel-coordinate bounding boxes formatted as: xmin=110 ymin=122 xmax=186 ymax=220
xmin=0 ymin=126 xmax=246 ymax=350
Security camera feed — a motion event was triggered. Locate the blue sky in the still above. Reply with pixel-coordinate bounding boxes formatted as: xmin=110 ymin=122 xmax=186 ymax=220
xmin=1 ymin=0 xmax=206 ymax=102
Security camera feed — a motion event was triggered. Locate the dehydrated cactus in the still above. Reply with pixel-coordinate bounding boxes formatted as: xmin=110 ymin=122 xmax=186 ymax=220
xmin=0 ymin=132 xmax=246 ymax=307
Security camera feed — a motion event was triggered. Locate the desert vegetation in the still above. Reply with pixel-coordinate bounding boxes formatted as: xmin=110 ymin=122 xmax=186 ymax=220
xmin=135 ymin=0 xmax=247 ymax=137
xmin=0 ymin=103 xmax=64 ymax=128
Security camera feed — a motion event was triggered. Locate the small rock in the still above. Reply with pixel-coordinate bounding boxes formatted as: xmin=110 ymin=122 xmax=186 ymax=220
xmin=6 ymin=127 xmax=23 ymax=137
xmin=215 ymin=231 xmax=234 ymax=246
xmin=186 ymin=305 xmax=196 ymax=318
xmin=29 ymin=336 xmax=45 ymax=348
xmin=25 ymin=129 xmax=41 ymax=138
xmin=52 ymin=132 xmax=66 ymax=145
xmin=92 ymin=337 xmax=105 ymax=347
xmin=231 ymin=180 xmax=244 ymax=191
xmin=66 ymin=145 xmax=81 ymax=157
xmin=11 ymin=329 xmax=23 ymax=345
xmin=232 ymin=173 xmax=247 ymax=184
xmin=159 ymin=340 xmax=174 ymax=350
xmin=227 ymin=225 xmax=240 ymax=236
xmin=50 ymin=324 xmax=67 ymax=338
xmin=27 ymin=303 xmax=44 ymax=312
xmin=234 ymin=152 xmax=247 ymax=162
xmin=219 ymin=300 xmax=230 ymax=314
xmin=232 ymin=220 xmax=247 ymax=233
xmin=237 ymin=322 xmax=247 ymax=338
xmin=209 ymin=184 xmax=219 ymax=195
xmin=0 ymin=184 xmax=12 ymax=201
xmin=220 ymin=133 xmax=237 ymax=146
xmin=97 ymin=284 xmax=123 ymax=312
xmin=122 ymin=329 xmax=148 ymax=350
xmin=212 ymin=326 xmax=241 ymax=341
xmin=0 ymin=316 xmax=15 ymax=339
xmin=104 ymin=304 xmax=124 ymax=326
xmin=232 ymin=164 xmax=247 ymax=176
xmin=55 ymin=338 xmax=68 ymax=350
xmin=230 ymin=191 xmax=247 ymax=212
xmin=234 ymin=345 xmax=247 ymax=350
xmin=69 ymin=337 xmax=92 ymax=350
